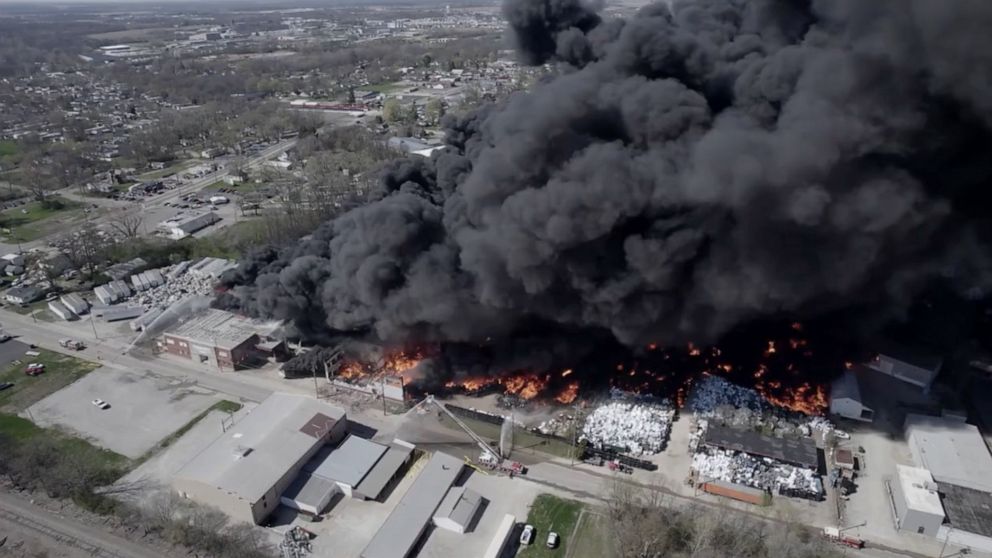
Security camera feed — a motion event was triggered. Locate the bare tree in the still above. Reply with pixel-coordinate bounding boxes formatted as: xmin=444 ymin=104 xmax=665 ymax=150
xmin=109 ymin=211 xmax=143 ymax=239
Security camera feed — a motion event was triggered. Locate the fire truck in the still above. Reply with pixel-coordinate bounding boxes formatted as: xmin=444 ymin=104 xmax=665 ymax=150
xmin=415 ymin=395 xmax=527 ymax=477
xmin=822 ymin=527 xmax=865 ymax=549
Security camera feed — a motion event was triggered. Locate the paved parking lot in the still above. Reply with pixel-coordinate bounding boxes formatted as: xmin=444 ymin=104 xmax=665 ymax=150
xmin=0 ymin=339 xmax=31 ymax=368
xmin=24 ymin=367 xmax=219 ymax=459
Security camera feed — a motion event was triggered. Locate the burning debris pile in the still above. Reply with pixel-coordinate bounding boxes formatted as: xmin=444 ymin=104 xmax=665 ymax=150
xmin=580 ymin=396 xmax=675 ymax=455
xmin=691 ymin=447 xmax=823 ymax=501
xmin=688 ymin=376 xmax=834 ymax=438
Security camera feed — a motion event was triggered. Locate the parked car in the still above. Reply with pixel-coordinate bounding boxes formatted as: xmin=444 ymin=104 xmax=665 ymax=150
xmin=520 ymin=525 xmax=535 ymax=546
xmin=24 ymin=363 xmax=45 ymax=376
xmin=0 ymin=382 xmax=13 ymax=392
xmin=91 ymin=399 xmax=110 ymax=410
xmin=546 ymin=531 xmax=560 ymax=549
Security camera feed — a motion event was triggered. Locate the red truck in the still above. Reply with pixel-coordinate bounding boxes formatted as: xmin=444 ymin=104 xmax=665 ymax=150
xmin=822 ymin=527 xmax=865 ymax=549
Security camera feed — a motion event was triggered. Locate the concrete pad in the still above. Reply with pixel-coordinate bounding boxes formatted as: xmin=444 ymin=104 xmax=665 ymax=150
xmin=273 ymin=452 xmax=430 ymax=558
xmin=0 ymin=339 xmax=31 ymax=368
xmin=419 ymin=472 xmax=544 ymax=558
xmin=24 ymin=367 xmax=218 ymax=459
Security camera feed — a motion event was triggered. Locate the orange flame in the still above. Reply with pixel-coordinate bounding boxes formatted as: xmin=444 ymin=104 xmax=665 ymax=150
xmin=555 ymin=382 xmax=579 ymax=404
xmin=764 ymin=340 xmax=777 ymax=357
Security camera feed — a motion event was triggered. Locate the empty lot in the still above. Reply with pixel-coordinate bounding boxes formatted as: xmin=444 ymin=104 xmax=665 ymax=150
xmin=24 ymin=367 xmax=219 ymax=459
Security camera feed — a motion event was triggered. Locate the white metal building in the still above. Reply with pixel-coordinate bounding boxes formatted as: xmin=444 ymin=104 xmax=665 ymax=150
xmin=159 ymin=212 xmax=221 ymax=240
xmin=829 ymin=370 xmax=873 ymax=422
xmin=433 ymin=486 xmax=484 ymax=533
xmin=174 ymin=393 xmax=347 ymax=524
xmin=889 ymin=465 xmax=944 ymax=536
xmin=905 ymin=414 xmax=992 ymax=493
xmin=47 ymin=300 xmax=76 ymax=321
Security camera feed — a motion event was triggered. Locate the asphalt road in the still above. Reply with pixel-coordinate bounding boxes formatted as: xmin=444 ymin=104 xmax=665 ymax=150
xmin=0 ymin=310 xmax=271 ymax=403
xmin=0 ymin=491 xmax=173 ymax=558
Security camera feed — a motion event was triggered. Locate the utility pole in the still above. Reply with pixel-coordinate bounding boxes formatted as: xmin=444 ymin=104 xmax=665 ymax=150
xmin=89 ymin=315 xmax=99 ymax=340
xmin=381 ymin=377 xmax=387 ymax=416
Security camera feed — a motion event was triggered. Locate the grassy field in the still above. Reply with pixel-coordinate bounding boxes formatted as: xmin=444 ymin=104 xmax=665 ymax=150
xmin=519 ymin=494 xmax=584 ymax=558
xmin=0 ymin=413 xmax=129 ymax=473
xmin=137 ymin=160 xmax=198 ymax=180
xmin=436 ymin=413 xmax=577 ymax=459
xmin=368 ymin=82 xmax=409 ymax=95
xmin=569 ymin=510 xmax=616 ymax=558
xmin=0 ymin=348 xmax=101 ymax=413
xmin=0 ymin=196 xmax=84 ymax=241
xmin=0 ymin=140 xmax=18 ymax=157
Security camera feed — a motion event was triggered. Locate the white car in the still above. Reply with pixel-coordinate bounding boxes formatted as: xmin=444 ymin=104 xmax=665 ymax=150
xmin=91 ymin=399 xmax=110 ymax=410
xmin=546 ymin=531 xmax=560 ymax=549
xmin=520 ymin=524 xmax=535 ymax=546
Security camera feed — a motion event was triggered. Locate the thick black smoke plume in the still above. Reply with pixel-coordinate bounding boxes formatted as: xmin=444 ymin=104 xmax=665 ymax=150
xmin=223 ymin=0 xmax=992 ymax=352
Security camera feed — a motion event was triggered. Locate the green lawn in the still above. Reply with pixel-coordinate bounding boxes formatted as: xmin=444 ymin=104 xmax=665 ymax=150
xmin=569 ymin=510 xmax=617 ymax=558
xmin=0 ymin=140 xmax=18 ymax=157
xmin=0 ymin=413 xmax=129 ymax=472
xmin=0 ymin=348 xmax=100 ymax=413
xmin=368 ymin=82 xmax=408 ymax=95
xmin=137 ymin=160 xmax=198 ymax=180
xmin=0 ymin=196 xmax=84 ymax=241
xmin=519 ymin=494 xmax=584 ymax=558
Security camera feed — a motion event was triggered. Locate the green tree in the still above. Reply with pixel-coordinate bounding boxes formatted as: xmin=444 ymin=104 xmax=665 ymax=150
xmin=425 ymin=98 xmax=445 ymax=126
xmin=382 ymin=99 xmax=403 ymax=123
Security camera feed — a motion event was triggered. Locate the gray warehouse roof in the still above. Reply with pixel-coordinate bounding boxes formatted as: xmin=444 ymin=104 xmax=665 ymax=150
xmin=282 ymin=473 xmax=338 ymax=512
xmin=361 ymin=452 xmax=464 ymax=558
xmin=939 ymin=482 xmax=992 ymax=538
xmin=906 ymin=414 xmax=992 ymax=492
xmin=830 ymin=370 xmax=861 ymax=403
xmin=704 ymin=425 xmax=819 ymax=470
xmin=354 ymin=441 xmax=414 ymax=500
xmin=434 ymin=486 xmax=482 ymax=527
xmin=175 ymin=393 xmax=345 ymax=505
xmin=307 ymin=435 xmax=387 ymax=488
xmin=168 ymin=308 xmax=281 ymax=350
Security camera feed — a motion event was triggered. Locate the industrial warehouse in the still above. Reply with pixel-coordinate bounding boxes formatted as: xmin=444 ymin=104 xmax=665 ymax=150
xmin=885 ymin=413 xmax=992 ymax=552
xmin=162 ymin=308 xmax=286 ymax=370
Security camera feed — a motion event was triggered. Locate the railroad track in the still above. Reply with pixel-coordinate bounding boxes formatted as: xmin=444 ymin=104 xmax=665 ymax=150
xmin=0 ymin=506 xmax=129 ymax=558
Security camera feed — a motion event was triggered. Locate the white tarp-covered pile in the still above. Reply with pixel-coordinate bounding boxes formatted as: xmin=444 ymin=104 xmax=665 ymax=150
xmin=580 ymin=397 xmax=674 ymax=455
xmin=536 ymin=413 xmax=580 ymax=437
xmin=691 ymin=447 xmax=822 ymax=499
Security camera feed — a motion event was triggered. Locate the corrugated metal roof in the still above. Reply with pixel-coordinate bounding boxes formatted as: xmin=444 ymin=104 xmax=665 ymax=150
xmin=433 ymin=486 xmax=482 ymax=528
xmin=306 ymin=435 xmax=387 ymax=488
xmin=355 ymin=441 xmax=414 ymax=500
xmin=704 ymin=425 xmax=819 ymax=469
xmin=361 ymin=452 xmax=463 ymax=558
xmin=282 ymin=473 xmax=338 ymax=510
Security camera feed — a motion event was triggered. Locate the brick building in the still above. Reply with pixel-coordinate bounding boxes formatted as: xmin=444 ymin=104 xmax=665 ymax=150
xmin=162 ymin=309 xmax=283 ymax=370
